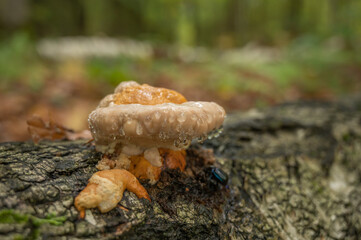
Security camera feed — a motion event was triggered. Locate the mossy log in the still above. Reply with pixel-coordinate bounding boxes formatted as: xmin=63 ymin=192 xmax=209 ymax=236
xmin=1 ymin=97 xmax=361 ymax=239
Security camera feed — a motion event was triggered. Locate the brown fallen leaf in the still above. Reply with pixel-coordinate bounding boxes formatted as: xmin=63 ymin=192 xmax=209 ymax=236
xmin=27 ymin=115 xmax=92 ymax=143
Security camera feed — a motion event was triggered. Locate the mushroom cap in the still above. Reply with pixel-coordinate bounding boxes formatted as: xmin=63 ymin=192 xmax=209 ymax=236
xmin=88 ymin=81 xmax=226 ymax=151
xmin=98 ymin=81 xmax=186 ymax=108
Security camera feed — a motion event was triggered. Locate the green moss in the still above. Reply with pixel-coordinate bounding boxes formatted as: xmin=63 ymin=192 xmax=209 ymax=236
xmin=0 ymin=209 xmax=66 ymax=239
xmin=32 ymin=213 xmax=67 ymax=226
xmin=0 ymin=209 xmax=66 ymax=226
xmin=0 ymin=209 xmax=29 ymax=224
xmin=13 ymin=235 xmax=25 ymax=240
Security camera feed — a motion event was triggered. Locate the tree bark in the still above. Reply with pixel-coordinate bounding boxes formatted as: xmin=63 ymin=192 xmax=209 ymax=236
xmin=1 ymin=96 xmax=361 ymax=239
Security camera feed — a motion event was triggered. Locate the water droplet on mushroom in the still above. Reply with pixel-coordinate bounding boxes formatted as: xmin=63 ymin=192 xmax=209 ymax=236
xmin=136 ymin=123 xmax=143 ymax=135
xmin=119 ymin=128 xmax=125 ymax=136
xmin=154 ymin=111 xmax=161 ymax=120
xmin=123 ymin=119 xmax=138 ymax=135
xmin=177 ymin=112 xmax=186 ymax=123
xmin=183 ymin=139 xmax=191 ymax=148
xmin=168 ymin=114 xmax=175 ymax=123
xmin=194 ymin=102 xmax=203 ymax=108
xmin=144 ymin=115 xmax=152 ymax=129
xmin=207 ymin=126 xmax=223 ymax=139
xmin=197 ymin=134 xmax=208 ymax=143
xmin=174 ymin=138 xmax=191 ymax=148
xmin=175 ymin=124 xmax=181 ymax=132
xmin=159 ymin=131 xmax=167 ymax=141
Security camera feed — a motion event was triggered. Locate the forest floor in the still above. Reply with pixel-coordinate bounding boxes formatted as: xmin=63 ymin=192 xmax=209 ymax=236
xmin=1 ymin=34 xmax=361 ymax=142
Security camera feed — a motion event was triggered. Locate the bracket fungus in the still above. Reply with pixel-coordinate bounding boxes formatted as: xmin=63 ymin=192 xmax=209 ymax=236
xmin=75 ymin=81 xmax=225 ymax=217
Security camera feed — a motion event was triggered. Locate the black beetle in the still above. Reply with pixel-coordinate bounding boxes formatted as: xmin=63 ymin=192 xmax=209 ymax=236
xmin=205 ymin=167 xmax=228 ymax=188
xmin=211 ymin=167 xmax=228 ymax=185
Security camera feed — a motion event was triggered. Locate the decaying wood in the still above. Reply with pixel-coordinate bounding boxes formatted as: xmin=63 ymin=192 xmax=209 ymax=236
xmin=1 ymin=96 xmax=361 ymax=239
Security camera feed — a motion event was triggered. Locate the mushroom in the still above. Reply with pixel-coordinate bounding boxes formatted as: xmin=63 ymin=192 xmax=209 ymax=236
xmin=74 ymin=169 xmax=150 ymax=218
xmin=88 ymin=81 xmax=225 ymax=161
xmin=75 ymin=81 xmax=225 ymax=217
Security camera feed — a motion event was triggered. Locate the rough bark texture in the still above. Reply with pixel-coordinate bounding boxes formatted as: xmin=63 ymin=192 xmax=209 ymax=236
xmin=1 ymin=96 xmax=361 ymax=239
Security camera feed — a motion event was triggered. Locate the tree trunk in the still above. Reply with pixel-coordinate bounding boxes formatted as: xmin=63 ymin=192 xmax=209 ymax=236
xmin=1 ymin=96 xmax=361 ymax=239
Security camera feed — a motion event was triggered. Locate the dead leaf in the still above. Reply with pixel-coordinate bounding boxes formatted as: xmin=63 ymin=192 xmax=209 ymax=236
xmin=27 ymin=115 xmax=91 ymax=143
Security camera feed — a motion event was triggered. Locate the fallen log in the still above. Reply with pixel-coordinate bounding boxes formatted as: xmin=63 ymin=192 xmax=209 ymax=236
xmin=1 ymin=96 xmax=361 ymax=239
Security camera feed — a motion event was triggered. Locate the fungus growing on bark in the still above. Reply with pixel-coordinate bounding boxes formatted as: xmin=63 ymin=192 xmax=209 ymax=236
xmin=89 ymin=81 xmax=224 ymax=159
xmin=75 ymin=81 xmax=225 ymax=217
xmin=74 ymin=169 xmax=150 ymax=218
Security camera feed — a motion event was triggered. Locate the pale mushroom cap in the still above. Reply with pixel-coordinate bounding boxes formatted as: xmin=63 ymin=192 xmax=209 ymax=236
xmin=88 ymin=81 xmax=226 ymax=152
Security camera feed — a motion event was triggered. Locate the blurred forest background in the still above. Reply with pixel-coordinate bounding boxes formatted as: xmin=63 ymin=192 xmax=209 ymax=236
xmin=1 ymin=0 xmax=361 ymax=142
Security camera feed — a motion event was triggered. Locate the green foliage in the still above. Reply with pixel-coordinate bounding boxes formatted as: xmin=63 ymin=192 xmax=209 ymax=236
xmin=1 ymin=0 xmax=360 ymax=107
xmin=86 ymin=58 xmax=135 ymax=86
xmin=80 ymin=35 xmax=359 ymax=103
xmin=0 ymin=33 xmax=32 ymax=79
xmin=257 ymin=62 xmax=301 ymax=90
xmin=0 ymin=33 xmax=45 ymax=91
xmin=204 ymin=64 xmax=242 ymax=93
xmin=2 ymin=1 xmax=361 ymax=48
